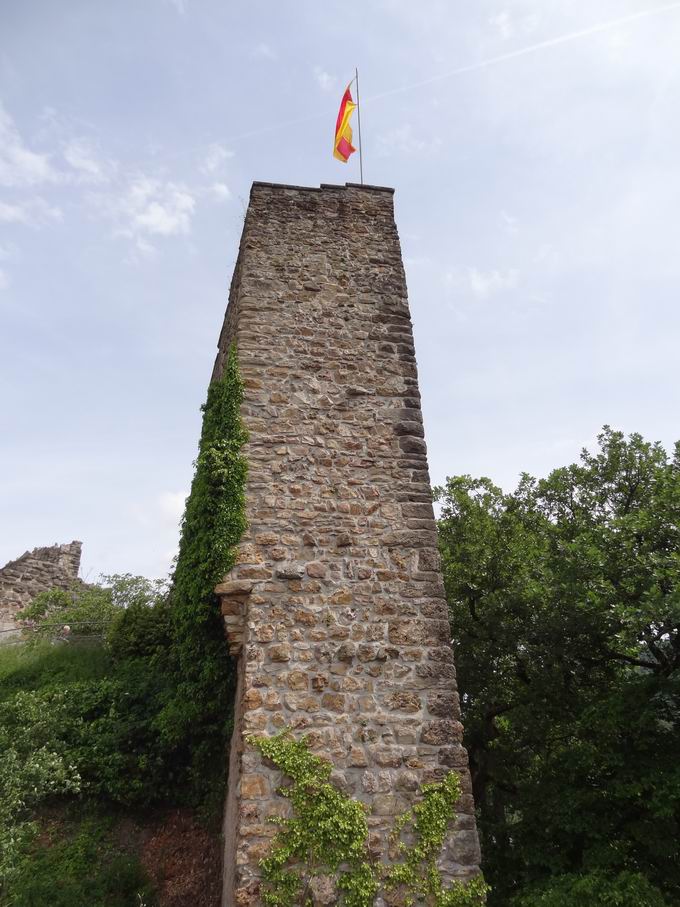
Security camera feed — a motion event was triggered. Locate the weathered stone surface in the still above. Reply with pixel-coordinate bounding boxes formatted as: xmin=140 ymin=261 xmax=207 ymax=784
xmin=0 ymin=541 xmax=83 ymax=636
xmin=427 ymin=691 xmax=461 ymax=718
xmin=421 ymin=719 xmax=464 ymax=746
xmin=217 ymin=182 xmax=480 ymax=906
xmin=386 ymin=691 xmax=422 ymax=713
xmin=269 ymin=644 xmax=291 ymax=663
xmin=309 ymin=874 xmax=337 ymax=905
xmin=215 ymin=579 xmax=254 ymax=596
xmin=240 ymin=774 xmax=270 ymax=799
xmin=274 ymin=563 xmax=305 ymax=580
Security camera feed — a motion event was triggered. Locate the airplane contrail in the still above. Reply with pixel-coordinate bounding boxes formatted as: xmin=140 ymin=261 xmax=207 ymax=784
xmin=163 ymin=1 xmax=680 ymax=156
xmin=365 ymin=1 xmax=680 ymax=104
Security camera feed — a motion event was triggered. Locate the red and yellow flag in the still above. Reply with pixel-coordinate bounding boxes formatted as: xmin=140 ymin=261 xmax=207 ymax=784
xmin=333 ymin=84 xmax=357 ymax=163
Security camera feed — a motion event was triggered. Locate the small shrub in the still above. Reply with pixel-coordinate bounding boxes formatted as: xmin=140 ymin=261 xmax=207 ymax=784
xmin=107 ymin=599 xmax=173 ymax=661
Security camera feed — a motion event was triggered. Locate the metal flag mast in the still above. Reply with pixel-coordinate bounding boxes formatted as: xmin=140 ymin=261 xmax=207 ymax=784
xmin=354 ymin=67 xmax=364 ymax=185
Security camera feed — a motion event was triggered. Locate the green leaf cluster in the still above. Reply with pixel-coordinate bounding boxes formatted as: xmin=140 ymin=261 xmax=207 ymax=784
xmin=250 ymin=732 xmax=487 ymax=907
xmin=436 ymin=427 xmax=680 ymax=905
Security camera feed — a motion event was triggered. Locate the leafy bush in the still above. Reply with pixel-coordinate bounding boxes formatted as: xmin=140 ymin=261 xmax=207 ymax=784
xmin=511 ymin=871 xmax=669 ymax=906
xmin=106 ymin=598 xmax=172 ymax=661
xmin=0 ymin=745 xmax=81 ymax=893
xmin=0 ymin=668 xmax=180 ymax=807
xmin=18 ymin=574 xmax=169 ymax=648
xmin=0 ymin=679 xmax=82 ymax=890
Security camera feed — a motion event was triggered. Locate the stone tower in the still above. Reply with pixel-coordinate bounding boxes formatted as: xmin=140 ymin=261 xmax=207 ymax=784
xmin=214 ymin=182 xmax=481 ymax=905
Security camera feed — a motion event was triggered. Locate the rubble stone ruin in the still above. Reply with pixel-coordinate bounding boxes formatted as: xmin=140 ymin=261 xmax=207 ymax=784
xmin=0 ymin=541 xmax=83 ymax=635
xmin=213 ymin=182 xmax=481 ymax=904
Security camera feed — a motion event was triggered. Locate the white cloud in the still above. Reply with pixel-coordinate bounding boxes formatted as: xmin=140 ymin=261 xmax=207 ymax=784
xmin=376 ymin=123 xmax=441 ymax=158
xmin=210 ymin=182 xmax=231 ymax=202
xmin=468 ymin=267 xmax=520 ymax=298
xmin=158 ymin=491 xmax=186 ymax=525
xmin=313 ymin=66 xmax=337 ymax=92
xmin=489 ymin=11 xmax=514 ymax=40
xmin=201 ymin=143 xmax=234 ymax=174
xmin=0 ymin=197 xmax=62 ymax=226
xmin=99 ymin=176 xmax=196 ymax=242
xmin=63 ymin=139 xmax=112 ymax=183
xmin=0 ymin=242 xmax=17 ymax=261
xmin=500 ymin=210 xmax=519 ymax=235
xmin=446 ymin=266 xmax=520 ymax=299
xmin=404 ymin=256 xmax=432 ymax=269
xmin=252 ymin=42 xmax=277 ymax=60
xmin=0 ymin=102 xmax=59 ymax=188
xmin=164 ymin=0 xmax=186 ymax=14
xmin=129 ymin=237 xmax=158 ymax=262
xmin=534 ymin=243 xmax=558 ymax=265
xmin=0 ymin=268 xmax=9 ymax=291
xmin=488 ymin=8 xmax=539 ymax=41
xmin=133 ymin=188 xmax=194 ymax=236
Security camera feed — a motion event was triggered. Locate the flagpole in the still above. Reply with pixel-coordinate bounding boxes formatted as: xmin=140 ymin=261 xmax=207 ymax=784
xmin=355 ymin=67 xmax=364 ymax=185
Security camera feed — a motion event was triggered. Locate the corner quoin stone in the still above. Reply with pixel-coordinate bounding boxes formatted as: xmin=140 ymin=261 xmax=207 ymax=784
xmin=214 ymin=182 xmax=481 ymax=905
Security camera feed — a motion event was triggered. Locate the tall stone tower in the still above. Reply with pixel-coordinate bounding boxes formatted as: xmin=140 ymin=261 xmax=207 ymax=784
xmin=214 ymin=182 xmax=481 ymax=905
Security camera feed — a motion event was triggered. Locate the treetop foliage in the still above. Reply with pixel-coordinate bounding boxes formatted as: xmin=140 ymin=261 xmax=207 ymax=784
xmin=437 ymin=426 xmax=680 ymax=906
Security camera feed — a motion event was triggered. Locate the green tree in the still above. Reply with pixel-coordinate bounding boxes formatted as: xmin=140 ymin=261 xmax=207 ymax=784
xmin=436 ymin=427 xmax=680 ymax=905
xmin=18 ymin=574 xmax=168 ymax=646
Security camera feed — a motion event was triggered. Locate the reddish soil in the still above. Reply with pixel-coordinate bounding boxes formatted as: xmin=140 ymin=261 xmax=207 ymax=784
xmin=140 ymin=808 xmax=222 ymax=907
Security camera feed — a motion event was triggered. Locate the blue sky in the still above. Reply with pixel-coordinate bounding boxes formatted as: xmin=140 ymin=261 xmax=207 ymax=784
xmin=2 ymin=0 xmax=680 ymax=580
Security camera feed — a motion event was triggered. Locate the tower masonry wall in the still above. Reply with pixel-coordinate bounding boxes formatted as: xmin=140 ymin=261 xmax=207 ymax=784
xmin=215 ymin=182 xmax=481 ymax=905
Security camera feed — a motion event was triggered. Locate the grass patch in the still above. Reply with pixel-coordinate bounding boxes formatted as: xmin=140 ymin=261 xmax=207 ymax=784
xmin=0 ymin=642 xmax=113 ymax=701
xmin=6 ymin=809 xmax=156 ymax=907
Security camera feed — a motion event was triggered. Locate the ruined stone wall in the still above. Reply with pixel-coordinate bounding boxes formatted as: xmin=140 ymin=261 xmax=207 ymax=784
xmin=215 ymin=182 xmax=481 ymax=905
xmin=0 ymin=541 xmax=82 ymax=634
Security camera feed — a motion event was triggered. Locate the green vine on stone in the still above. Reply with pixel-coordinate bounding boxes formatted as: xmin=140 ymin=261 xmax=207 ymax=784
xmin=385 ymin=773 xmax=488 ymax=906
xmin=159 ymin=343 xmax=248 ymax=805
xmin=249 ymin=732 xmax=379 ymax=907
xmin=249 ymin=731 xmax=488 ymax=907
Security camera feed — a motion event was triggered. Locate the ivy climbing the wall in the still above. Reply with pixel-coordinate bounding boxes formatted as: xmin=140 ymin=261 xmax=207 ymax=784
xmin=249 ymin=731 xmax=489 ymax=907
xmin=158 ymin=343 xmax=248 ymax=807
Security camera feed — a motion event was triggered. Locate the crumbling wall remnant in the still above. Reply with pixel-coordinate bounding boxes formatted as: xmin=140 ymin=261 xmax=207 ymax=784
xmin=0 ymin=541 xmax=82 ymax=633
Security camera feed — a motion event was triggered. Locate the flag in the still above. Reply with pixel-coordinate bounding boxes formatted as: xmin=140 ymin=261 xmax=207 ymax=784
xmin=333 ymin=84 xmax=357 ymax=163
